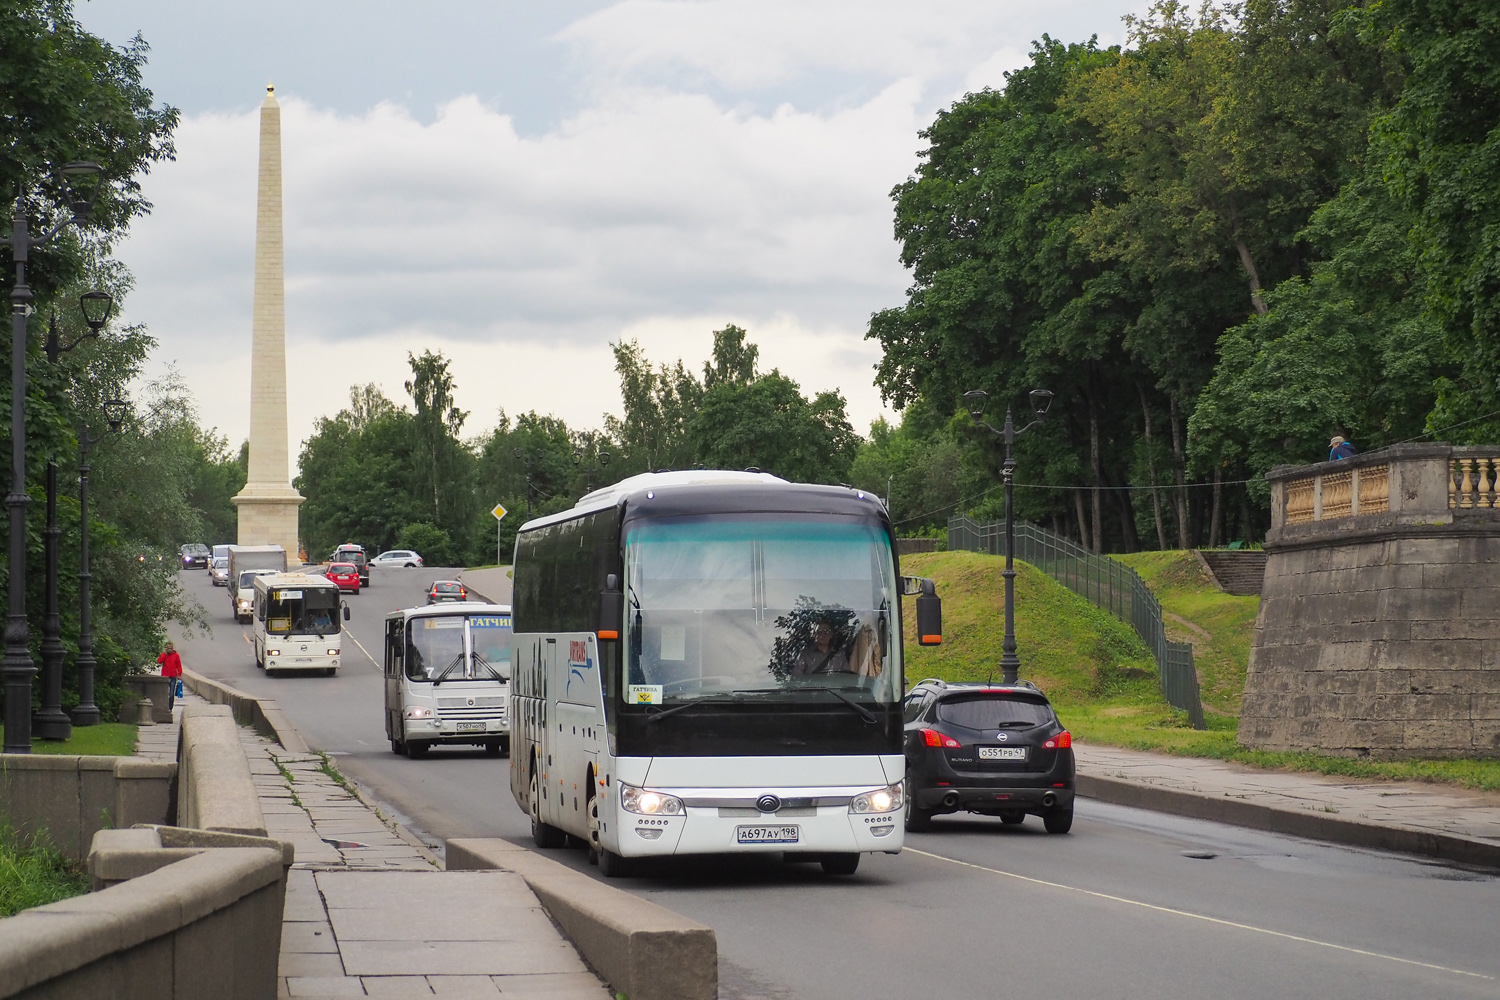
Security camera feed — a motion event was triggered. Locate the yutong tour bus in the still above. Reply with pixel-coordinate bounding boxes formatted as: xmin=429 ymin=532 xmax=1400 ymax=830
xmin=509 ymin=470 xmax=941 ymax=877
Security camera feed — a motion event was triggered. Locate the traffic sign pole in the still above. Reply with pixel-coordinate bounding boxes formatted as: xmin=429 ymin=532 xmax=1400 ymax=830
xmin=491 ymin=503 xmax=508 ymax=565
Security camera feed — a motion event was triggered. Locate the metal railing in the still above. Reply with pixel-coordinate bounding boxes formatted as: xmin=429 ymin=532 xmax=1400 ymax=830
xmin=947 ymin=516 xmax=1205 ymax=728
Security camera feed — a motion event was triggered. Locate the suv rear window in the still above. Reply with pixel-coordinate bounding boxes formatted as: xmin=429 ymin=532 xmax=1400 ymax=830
xmin=936 ymin=695 xmax=1054 ymax=729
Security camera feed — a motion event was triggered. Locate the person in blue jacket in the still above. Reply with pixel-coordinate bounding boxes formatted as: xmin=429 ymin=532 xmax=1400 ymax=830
xmin=1329 ymin=435 xmax=1357 ymax=460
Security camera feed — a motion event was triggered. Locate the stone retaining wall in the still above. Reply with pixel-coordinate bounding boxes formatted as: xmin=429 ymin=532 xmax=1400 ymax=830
xmin=0 ymin=755 xmax=174 ymax=861
xmin=1240 ymin=444 xmax=1500 ymax=757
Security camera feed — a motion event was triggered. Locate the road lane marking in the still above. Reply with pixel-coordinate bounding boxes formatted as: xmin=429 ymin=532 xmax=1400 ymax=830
xmin=345 ymin=630 xmax=381 ymax=670
xmin=904 ymin=847 xmax=1493 ymax=981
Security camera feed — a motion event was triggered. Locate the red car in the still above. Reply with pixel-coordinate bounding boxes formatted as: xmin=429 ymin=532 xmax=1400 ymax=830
xmin=325 ymin=562 xmax=361 ymax=594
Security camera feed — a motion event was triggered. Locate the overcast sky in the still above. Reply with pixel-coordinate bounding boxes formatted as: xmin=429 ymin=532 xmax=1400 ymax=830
xmin=77 ymin=0 xmax=1147 ymax=464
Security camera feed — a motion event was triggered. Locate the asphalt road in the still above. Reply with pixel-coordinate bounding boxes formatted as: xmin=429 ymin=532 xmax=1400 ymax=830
xmin=172 ymin=567 xmax=1500 ymax=1000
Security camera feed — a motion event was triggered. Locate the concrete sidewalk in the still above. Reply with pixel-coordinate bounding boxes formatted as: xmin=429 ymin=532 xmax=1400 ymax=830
xmin=1075 ymin=742 xmax=1500 ymax=867
xmin=138 ymin=697 xmax=610 ymax=999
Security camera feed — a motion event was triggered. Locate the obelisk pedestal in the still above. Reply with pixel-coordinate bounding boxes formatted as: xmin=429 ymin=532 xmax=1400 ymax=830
xmin=233 ymin=85 xmax=304 ymax=558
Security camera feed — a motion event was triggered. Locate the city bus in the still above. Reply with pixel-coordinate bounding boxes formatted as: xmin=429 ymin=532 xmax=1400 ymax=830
xmin=251 ymin=573 xmax=349 ymax=676
xmin=509 ymin=470 xmax=942 ymax=877
xmin=383 ymin=603 xmax=512 ymax=758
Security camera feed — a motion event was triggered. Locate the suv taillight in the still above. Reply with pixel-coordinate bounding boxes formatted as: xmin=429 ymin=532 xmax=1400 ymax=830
xmin=1044 ymin=731 xmax=1072 ymax=749
xmin=921 ymin=729 xmax=961 ymax=749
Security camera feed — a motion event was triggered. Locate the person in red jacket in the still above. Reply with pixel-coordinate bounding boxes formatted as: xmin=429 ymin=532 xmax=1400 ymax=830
xmin=157 ymin=641 xmax=183 ymax=712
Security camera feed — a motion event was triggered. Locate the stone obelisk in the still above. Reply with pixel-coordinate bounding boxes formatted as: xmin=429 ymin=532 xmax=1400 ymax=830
xmin=232 ymin=85 xmax=304 ymax=558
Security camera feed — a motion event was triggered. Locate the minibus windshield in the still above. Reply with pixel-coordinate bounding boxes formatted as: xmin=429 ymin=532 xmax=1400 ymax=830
xmin=406 ymin=613 xmax=512 ymax=683
xmin=265 ymin=586 xmax=341 ymax=636
xmin=623 ymin=517 xmax=899 ymax=706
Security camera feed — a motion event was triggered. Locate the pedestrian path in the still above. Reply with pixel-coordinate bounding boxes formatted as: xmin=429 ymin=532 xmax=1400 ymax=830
xmin=136 ymin=695 xmax=611 ymax=999
xmin=1075 ymin=742 xmax=1500 ymax=859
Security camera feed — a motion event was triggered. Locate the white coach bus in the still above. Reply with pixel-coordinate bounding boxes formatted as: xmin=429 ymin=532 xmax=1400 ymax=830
xmin=383 ymin=604 xmax=512 ymax=758
xmin=252 ymin=573 xmax=349 ymax=676
xmin=509 ymin=470 xmax=942 ymax=878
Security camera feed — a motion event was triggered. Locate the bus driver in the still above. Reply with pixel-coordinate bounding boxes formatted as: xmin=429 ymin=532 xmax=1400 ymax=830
xmin=794 ymin=617 xmax=851 ymax=674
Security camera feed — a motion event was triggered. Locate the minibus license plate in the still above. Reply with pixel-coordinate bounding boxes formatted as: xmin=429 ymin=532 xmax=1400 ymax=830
xmin=979 ymin=746 xmax=1027 ymax=760
xmin=737 ymin=825 xmax=799 ymax=844
xmin=456 ymin=722 xmax=485 ymax=732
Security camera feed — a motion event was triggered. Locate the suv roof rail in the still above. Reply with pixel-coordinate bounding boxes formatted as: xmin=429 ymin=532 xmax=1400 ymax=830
xmin=914 ymin=678 xmax=946 ymax=688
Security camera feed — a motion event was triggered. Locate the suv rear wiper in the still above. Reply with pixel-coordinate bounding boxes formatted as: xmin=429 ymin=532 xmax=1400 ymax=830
xmin=796 ymin=686 xmax=878 ymax=725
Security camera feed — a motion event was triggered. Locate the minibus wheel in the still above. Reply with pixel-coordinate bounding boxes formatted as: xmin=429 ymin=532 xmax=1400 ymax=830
xmin=406 ymin=740 xmax=429 ymax=759
xmin=485 ymin=740 xmax=502 ymax=755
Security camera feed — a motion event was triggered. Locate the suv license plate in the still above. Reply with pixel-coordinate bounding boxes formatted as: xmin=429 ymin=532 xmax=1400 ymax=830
xmin=456 ymin=722 xmax=485 ymax=732
xmin=979 ymin=746 xmax=1027 ymax=760
xmin=737 ymin=825 xmax=799 ymax=844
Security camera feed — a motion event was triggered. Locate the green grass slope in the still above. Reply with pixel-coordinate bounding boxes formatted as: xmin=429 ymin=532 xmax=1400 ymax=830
xmin=1113 ymin=551 xmax=1260 ymax=714
xmin=0 ymin=723 xmax=137 ymax=756
xmin=899 ymin=551 xmax=1162 ymax=707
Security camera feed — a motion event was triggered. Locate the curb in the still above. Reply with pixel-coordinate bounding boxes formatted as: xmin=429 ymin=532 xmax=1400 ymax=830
xmin=1076 ymin=773 xmax=1500 ymax=869
xmin=182 ymin=668 xmax=310 ymax=753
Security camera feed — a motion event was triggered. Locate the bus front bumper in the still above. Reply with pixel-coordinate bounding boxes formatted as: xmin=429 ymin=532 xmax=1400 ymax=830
xmin=608 ymin=804 xmax=902 ymax=858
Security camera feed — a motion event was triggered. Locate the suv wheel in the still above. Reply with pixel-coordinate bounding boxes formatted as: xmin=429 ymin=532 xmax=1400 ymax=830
xmin=904 ymin=778 xmax=933 ymax=832
xmin=1043 ymin=803 xmax=1074 ymax=834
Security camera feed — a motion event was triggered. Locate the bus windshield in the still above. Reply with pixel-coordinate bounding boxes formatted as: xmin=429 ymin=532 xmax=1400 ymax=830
xmin=265 ymin=586 xmax=341 ymax=636
xmin=407 ymin=613 xmax=512 ymax=683
xmin=623 ymin=517 xmax=900 ymax=705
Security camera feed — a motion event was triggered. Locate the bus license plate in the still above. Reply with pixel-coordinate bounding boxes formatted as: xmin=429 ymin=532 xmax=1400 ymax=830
xmin=737 ymin=825 xmax=799 ymax=845
xmin=456 ymin=722 xmax=485 ymax=732
xmin=979 ymin=747 xmax=1027 ymax=760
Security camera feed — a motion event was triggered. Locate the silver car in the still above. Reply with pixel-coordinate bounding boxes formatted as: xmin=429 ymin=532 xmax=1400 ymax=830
xmin=209 ymin=557 xmax=230 ymax=586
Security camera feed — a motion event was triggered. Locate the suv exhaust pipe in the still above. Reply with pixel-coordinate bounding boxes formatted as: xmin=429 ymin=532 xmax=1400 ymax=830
xmin=940 ymin=791 xmax=959 ymax=810
xmin=1041 ymin=792 xmax=1057 ymax=809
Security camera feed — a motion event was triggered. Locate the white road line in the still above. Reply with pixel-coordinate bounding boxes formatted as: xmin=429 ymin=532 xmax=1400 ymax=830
xmin=345 ymin=630 xmax=381 ymax=670
xmin=904 ymin=847 xmax=1492 ymax=981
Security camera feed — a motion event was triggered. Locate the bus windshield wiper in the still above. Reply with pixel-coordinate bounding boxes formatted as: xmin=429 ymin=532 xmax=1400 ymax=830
xmin=430 ymin=654 xmax=465 ymax=686
xmin=470 ymin=653 xmax=505 ymax=681
xmin=643 ymin=697 xmax=740 ymax=723
xmin=795 ymin=686 xmax=879 ymax=724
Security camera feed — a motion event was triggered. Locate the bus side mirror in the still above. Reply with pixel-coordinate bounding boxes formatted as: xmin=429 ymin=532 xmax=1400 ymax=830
xmin=915 ymin=578 xmax=941 ymax=646
xmin=343 ymin=604 xmax=351 ymax=622
xmin=598 ymin=572 xmax=622 ymax=641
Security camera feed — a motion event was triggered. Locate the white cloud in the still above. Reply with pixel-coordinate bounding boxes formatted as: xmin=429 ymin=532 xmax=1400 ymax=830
xmin=115 ymin=0 xmax=1147 ymax=467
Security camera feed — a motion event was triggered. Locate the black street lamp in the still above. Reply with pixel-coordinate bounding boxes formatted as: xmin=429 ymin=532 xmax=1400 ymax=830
xmin=34 ymin=291 xmax=113 ymax=738
xmin=514 ymin=448 xmax=538 ymax=520
xmin=71 ymin=398 xmax=127 ymax=727
xmin=573 ymin=447 xmax=610 ymax=495
xmin=2 ymin=162 xmax=104 ymax=753
xmin=963 ymin=387 xmax=1054 ymax=685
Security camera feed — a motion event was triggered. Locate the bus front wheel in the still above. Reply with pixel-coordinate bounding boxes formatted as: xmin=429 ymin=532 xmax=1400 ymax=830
xmin=405 ymin=740 xmax=429 ymax=759
xmin=530 ymin=767 xmax=566 ymax=849
xmin=821 ymin=853 xmax=860 ymax=876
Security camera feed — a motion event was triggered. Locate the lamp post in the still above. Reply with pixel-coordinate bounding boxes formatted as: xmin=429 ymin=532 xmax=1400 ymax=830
xmin=963 ymin=387 xmax=1054 ymax=685
xmin=573 ymin=447 xmax=610 ymax=495
xmin=71 ymin=399 xmax=127 ymax=727
xmin=513 ymin=448 xmax=537 ymax=520
xmin=1 ymin=162 xmax=103 ymax=753
xmin=34 ymin=291 xmax=113 ymax=738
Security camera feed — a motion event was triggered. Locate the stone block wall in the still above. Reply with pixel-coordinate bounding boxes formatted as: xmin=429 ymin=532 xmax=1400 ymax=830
xmin=1240 ymin=443 xmax=1500 ymax=758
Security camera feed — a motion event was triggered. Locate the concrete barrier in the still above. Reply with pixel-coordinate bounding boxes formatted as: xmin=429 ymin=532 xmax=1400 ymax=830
xmin=0 ymin=842 xmax=284 ymax=1000
xmin=181 ymin=668 xmax=309 ymax=753
xmin=447 ymin=838 xmax=717 ymax=1000
xmin=0 ymin=755 xmax=174 ymax=861
xmin=120 ymin=674 xmax=174 ymax=724
xmin=177 ymin=706 xmax=267 ymax=838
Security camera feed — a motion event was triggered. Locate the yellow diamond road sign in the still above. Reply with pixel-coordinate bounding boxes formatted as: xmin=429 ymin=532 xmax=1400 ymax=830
xmin=491 ymin=503 xmax=508 ymax=522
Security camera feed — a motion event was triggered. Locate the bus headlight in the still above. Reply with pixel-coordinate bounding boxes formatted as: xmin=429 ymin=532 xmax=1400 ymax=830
xmin=266 ymin=649 xmax=280 ymax=657
xmin=620 ymin=783 xmax=683 ymax=816
xmin=404 ymin=707 xmax=432 ymax=720
xmin=849 ymin=782 xmax=903 ymax=814
xmin=327 ymin=648 xmax=340 ymax=656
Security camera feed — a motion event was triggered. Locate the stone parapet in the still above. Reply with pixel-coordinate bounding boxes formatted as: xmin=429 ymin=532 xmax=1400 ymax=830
xmin=177 ymin=705 xmax=268 ymax=837
xmin=1242 ymin=443 xmax=1500 ymax=757
xmin=0 ymin=755 xmax=174 ymax=861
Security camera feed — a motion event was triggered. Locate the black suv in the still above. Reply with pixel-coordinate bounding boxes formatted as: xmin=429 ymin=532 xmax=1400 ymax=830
xmin=333 ymin=544 xmax=369 ymax=586
xmin=902 ymin=679 xmax=1075 ymax=833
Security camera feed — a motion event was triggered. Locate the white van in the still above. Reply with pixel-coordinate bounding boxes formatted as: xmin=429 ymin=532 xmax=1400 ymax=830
xmin=252 ymin=573 xmax=349 ymax=676
xmin=383 ymin=603 xmax=510 ymax=758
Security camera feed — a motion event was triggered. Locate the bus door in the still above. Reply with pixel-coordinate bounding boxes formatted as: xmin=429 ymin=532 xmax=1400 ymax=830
xmin=384 ymin=617 xmax=404 ymax=739
xmin=552 ymin=635 xmax=605 ymax=837
xmin=540 ymin=638 xmax=560 ymax=826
